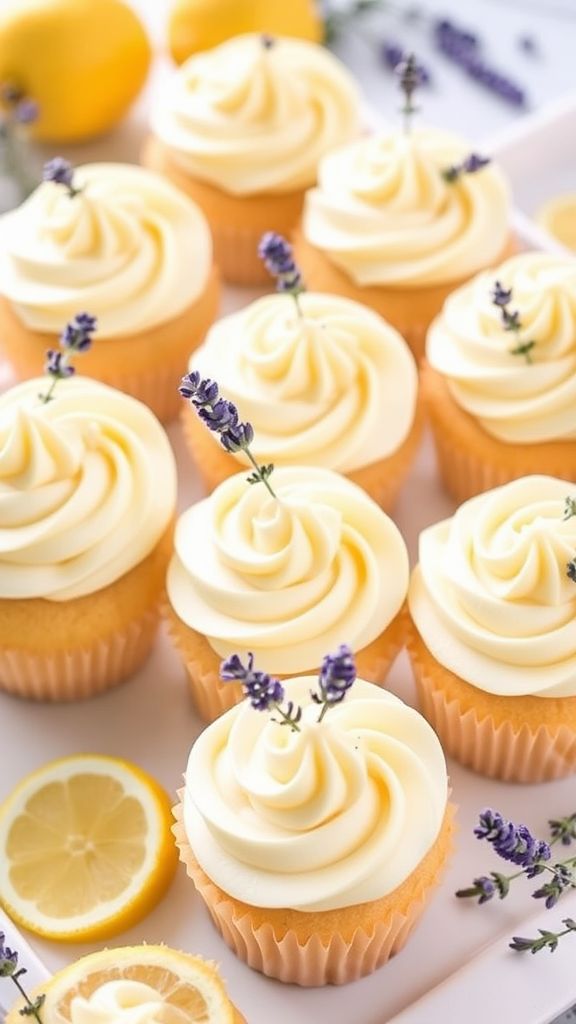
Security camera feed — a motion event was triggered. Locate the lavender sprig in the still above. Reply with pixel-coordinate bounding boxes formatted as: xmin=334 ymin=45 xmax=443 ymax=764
xmin=311 ymin=644 xmax=356 ymax=722
xmin=550 ymin=813 xmax=576 ymax=844
xmin=567 ymin=559 xmax=576 ymax=584
xmin=39 ymin=313 xmax=97 ymax=404
xmin=258 ymin=233 xmax=304 ymax=315
xmin=42 ymin=157 xmax=82 ymax=198
xmin=510 ymin=918 xmax=576 ymax=954
xmin=179 ymin=372 xmax=275 ymax=497
xmin=491 ymin=280 xmax=537 ymax=364
xmin=433 ymin=18 xmax=527 ymax=108
xmin=396 ymin=53 xmax=425 ymax=133
xmin=442 ymin=152 xmax=491 ymax=183
xmin=0 ymin=934 xmax=44 ymax=1022
xmin=380 ymin=42 xmax=432 ymax=83
xmin=220 ymin=653 xmax=301 ymax=731
xmin=474 ymin=809 xmax=551 ymax=868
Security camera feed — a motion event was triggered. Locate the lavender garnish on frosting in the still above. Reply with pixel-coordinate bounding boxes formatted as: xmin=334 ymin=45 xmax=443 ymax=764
xmin=396 ymin=53 xmax=426 ymax=134
xmin=220 ymin=645 xmax=357 ymax=731
xmin=42 ymin=157 xmax=82 ymax=198
xmin=0 ymin=932 xmax=44 ymax=1022
xmin=179 ymin=372 xmax=275 ymax=496
xmin=39 ymin=312 xmax=97 ymax=404
xmin=457 ymin=809 xmax=576 ymax=954
xmin=258 ymin=232 xmax=304 ymax=315
xmin=442 ymin=152 xmax=491 ymax=183
xmin=491 ymin=280 xmax=537 ymax=364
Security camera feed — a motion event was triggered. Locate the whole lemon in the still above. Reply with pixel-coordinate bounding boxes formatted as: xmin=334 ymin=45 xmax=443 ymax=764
xmin=168 ymin=0 xmax=323 ymax=64
xmin=0 ymin=0 xmax=151 ymax=142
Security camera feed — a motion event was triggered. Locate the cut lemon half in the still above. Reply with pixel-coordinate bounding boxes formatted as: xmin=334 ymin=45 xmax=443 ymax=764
xmin=536 ymin=193 xmax=576 ymax=252
xmin=6 ymin=945 xmax=245 ymax=1024
xmin=0 ymin=755 xmax=178 ymax=942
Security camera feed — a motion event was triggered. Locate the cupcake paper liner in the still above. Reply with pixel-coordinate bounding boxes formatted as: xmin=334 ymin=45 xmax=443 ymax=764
xmin=173 ymin=798 xmax=456 ymax=987
xmin=163 ymin=602 xmax=409 ymax=724
xmin=407 ymin=623 xmax=576 ymax=783
xmin=181 ymin=403 xmax=424 ymax=512
xmin=422 ymin=362 xmax=576 ymax=503
xmin=0 ymin=607 xmax=160 ymax=702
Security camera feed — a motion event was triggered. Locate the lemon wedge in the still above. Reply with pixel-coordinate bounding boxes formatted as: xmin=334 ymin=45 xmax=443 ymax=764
xmin=536 ymin=193 xmax=576 ymax=252
xmin=6 ymin=945 xmax=245 ymax=1024
xmin=0 ymin=755 xmax=178 ymax=942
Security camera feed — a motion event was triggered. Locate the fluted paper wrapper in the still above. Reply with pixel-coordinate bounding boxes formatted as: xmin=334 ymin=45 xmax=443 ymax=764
xmin=164 ymin=602 xmax=408 ymax=723
xmin=181 ymin=405 xmax=424 ymax=512
xmin=407 ymin=625 xmax=576 ymax=783
xmin=0 ymin=608 xmax=159 ymax=702
xmin=99 ymin=362 xmax=198 ymax=425
xmin=173 ymin=797 xmax=455 ymax=987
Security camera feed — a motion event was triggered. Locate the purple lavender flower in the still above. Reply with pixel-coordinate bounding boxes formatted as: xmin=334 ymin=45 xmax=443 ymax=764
xmin=380 ymin=42 xmax=431 ymax=84
xmin=60 ymin=312 xmax=97 ymax=352
xmin=43 ymin=157 xmax=81 ymax=197
xmin=311 ymin=644 xmax=356 ymax=721
xmin=396 ymin=52 xmax=425 ymax=131
xmin=491 ymin=282 xmax=537 ymax=363
xmin=220 ymin=421 xmax=255 ymax=453
xmin=533 ymin=865 xmax=575 ymax=910
xmin=0 ymin=934 xmax=18 ymax=977
xmin=258 ymin=232 xmax=304 ymax=303
xmin=198 ymin=398 xmax=238 ymax=433
xmin=433 ymin=18 xmax=526 ymax=108
xmin=491 ymin=281 xmax=512 ymax=307
xmin=14 ymin=98 xmax=39 ymax=125
xmin=44 ymin=349 xmax=75 ymax=379
xmin=475 ymin=809 xmax=551 ymax=869
xmin=442 ymin=152 xmax=491 ymax=183
xmin=567 ymin=559 xmax=576 ymax=584
xmin=220 ymin=652 xmax=291 ymax=718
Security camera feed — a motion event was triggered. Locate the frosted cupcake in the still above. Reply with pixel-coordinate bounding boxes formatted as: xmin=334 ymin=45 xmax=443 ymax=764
xmin=166 ymin=379 xmax=409 ymax=721
xmin=0 ymin=159 xmax=218 ymax=422
xmin=408 ymin=475 xmax=576 ymax=782
xmin=423 ymin=252 xmax=576 ymax=503
xmin=0 ymin=323 xmax=177 ymax=700
xmin=174 ymin=649 xmax=455 ymax=986
xmin=294 ymin=59 xmax=513 ymax=360
xmin=182 ymin=234 xmax=420 ymax=510
xmin=143 ymin=33 xmax=360 ymax=285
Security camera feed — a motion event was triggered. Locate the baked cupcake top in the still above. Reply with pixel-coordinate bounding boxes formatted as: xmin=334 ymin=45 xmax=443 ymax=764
xmin=167 ymin=466 xmax=408 ymax=673
xmin=302 ymin=127 xmax=510 ymax=288
xmin=0 ymin=163 xmax=212 ymax=336
xmin=150 ymin=33 xmax=361 ymax=196
xmin=427 ymin=252 xmax=576 ymax=443
xmin=409 ymin=475 xmax=576 ymax=697
xmin=0 ymin=376 xmax=176 ymax=601
xmin=192 ymin=292 xmax=418 ymax=473
xmin=184 ymin=674 xmax=447 ymax=911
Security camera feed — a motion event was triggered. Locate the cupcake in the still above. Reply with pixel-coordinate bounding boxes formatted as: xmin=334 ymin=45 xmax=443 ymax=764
xmin=142 ymin=33 xmax=361 ymax=285
xmin=182 ymin=234 xmax=420 ymax=510
xmin=423 ymin=252 xmax=576 ymax=503
xmin=407 ymin=475 xmax=576 ymax=783
xmin=0 ymin=160 xmax=218 ymax=422
xmin=294 ymin=67 xmax=513 ymax=361
xmin=0 ymin=359 xmax=177 ymax=701
xmin=6 ymin=945 xmax=245 ymax=1023
xmin=174 ymin=654 xmax=455 ymax=986
xmin=165 ymin=407 xmax=410 ymax=720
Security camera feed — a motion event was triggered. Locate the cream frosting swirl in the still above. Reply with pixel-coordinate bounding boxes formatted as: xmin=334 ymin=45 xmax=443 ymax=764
xmin=150 ymin=33 xmax=360 ymax=195
xmin=427 ymin=252 xmax=576 ymax=443
xmin=0 ymin=163 xmax=212 ymax=336
xmin=192 ymin=292 xmax=417 ymax=472
xmin=0 ymin=377 xmax=176 ymax=601
xmin=167 ymin=467 xmax=408 ymax=673
xmin=70 ymin=981 xmax=189 ymax=1024
xmin=409 ymin=476 xmax=576 ymax=697
xmin=303 ymin=127 xmax=510 ymax=287
xmin=184 ymin=676 xmax=447 ymax=911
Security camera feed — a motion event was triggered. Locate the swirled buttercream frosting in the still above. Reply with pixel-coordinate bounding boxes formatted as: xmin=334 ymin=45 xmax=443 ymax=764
xmin=70 ymin=981 xmax=189 ymax=1024
xmin=192 ymin=292 xmax=417 ymax=472
xmin=0 ymin=163 xmax=212 ymax=336
xmin=427 ymin=252 xmax=576 ymax=443
xmin=184 ymin=676 xmax=447 ymax=911
xmin=150 ymin=33 xmax=361 ymax=195
xmin=0 ymin=377 xmax=176 ymax=601
xmin=409 ymin=476 xmax=576 ymax=697
xmin=167 ymin=467 xmax=409 ymax=673
xmin=303 ymin=127 xmax=510 ymax=287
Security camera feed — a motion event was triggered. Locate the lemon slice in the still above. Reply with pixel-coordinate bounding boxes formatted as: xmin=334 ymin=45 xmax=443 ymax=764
xmin=0 ymin=755 xmax=178 ymax=942
xmin=6 ymin=945 xmax=245 ymax=1024
xmin=536 ymin=193 xmax=576 ymax=252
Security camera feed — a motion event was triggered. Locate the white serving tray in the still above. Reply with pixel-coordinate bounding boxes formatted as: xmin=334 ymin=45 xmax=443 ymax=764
xmin=2 ymin=97 xmax=576 ymax=1024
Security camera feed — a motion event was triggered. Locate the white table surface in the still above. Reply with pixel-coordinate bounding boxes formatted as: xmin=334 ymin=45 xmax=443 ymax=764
xmin=2 ymin=4 xmax=576 ymax=1022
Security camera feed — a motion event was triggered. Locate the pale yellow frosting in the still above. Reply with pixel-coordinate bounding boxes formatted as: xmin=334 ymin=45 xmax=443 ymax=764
xmin=0 ymin=163 xmax=212 ymax=337
xmin=150 ymin=33 xmax=361 ymax=196
xmin=167 ymin=467 xmax=408 ymax=673
xmin=192 ymin=292 xmax=417 ymax=472
xmin=303 ymin=127 xmax=510 ymax=287
xmin=70 ymin=981 xmax=189 ymax=1024
xmin=427 ymin=252 xmax=576 ymax=443
xmin=409 ymin=476 xmax=576 ymax=697
xmin=0 ymin=377 xmax=176 ymax=601
xmin=184 ymin=676 xmax=447 ymax=911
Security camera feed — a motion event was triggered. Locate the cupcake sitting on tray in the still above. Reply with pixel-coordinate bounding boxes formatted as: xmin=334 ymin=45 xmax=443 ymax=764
xmin=182 ymin=233 xmax=421 ymax=510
